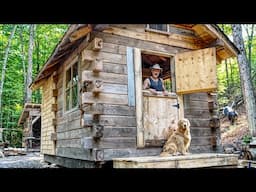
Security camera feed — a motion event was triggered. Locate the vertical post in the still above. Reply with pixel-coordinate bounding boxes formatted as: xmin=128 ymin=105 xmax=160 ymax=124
xmin=134 ymin=48 xmax=144 ymax=148
xmin=127 ymin=47 xmax=135 ymax=106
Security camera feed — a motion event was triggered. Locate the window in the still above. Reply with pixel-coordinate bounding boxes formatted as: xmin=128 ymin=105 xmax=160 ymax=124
xmin=147 ymin=24 xmax=169 ymax=32
xmin=141 ymin=53 xmax=172 ymax=92
xmin=65 ymin=62 xmax=78 ymax=111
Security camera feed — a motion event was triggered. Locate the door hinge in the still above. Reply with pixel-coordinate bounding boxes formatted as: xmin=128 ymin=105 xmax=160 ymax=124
xmin=172 ymin=103 xmax=180 ymax=109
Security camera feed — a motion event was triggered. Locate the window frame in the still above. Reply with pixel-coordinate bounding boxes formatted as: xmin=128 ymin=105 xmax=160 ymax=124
xmin=145 ymin=24 xmax=170 ymax=35
xmin=63 ymin=57 xmax=79 ymax=114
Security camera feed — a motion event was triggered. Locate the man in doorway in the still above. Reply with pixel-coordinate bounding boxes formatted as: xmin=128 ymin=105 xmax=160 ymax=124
xmin=143 ymin=64 xmax=168 ymax=96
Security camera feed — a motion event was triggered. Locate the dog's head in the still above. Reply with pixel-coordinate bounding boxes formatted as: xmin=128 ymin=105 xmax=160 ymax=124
xmin=177 ymin=118 xmax=190 ymax=133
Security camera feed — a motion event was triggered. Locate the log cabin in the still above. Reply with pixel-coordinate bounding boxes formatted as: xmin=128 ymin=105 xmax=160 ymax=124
xmin=31 ymin=24 xmax=239 ymax=168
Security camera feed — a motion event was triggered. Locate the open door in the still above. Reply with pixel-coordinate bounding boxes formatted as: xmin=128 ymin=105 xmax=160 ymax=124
xmin=175 ymin=47 xmax=217 ymax=94
xmin=134 ymin=48 xmax=179 ymax=148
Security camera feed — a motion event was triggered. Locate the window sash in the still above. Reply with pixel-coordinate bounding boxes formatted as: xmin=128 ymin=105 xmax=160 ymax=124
xmin=65 ymin=62 xmax=78 ymax=111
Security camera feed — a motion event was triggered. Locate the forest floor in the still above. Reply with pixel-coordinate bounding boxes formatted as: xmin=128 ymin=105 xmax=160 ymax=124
xmin=220 ymin=104 xmax=250 ymax=148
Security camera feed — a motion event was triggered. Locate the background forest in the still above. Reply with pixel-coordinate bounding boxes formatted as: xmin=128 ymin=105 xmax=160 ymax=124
xmin=0 ymin=24 xmax=255 ymax=147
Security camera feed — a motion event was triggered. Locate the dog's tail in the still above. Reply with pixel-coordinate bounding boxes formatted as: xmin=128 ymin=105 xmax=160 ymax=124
xmin=160 ymin=143 xmax=176 ymax=157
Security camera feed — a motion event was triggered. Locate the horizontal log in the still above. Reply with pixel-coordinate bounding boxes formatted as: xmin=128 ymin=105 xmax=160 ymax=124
xmin=102 ymin=62 xmax=127 ymax=74
xmin=82 ymin=70 xmax=128 ymax=85
xmin=100 ymin=115 xmax=136 ymax=127
xmin=103 ymin=127 xmax=136 ymax=137
xmin=82 ymin=103 xmax=135 ymax=116
xmin=82 ymin=49 xmax=126 ymax=64
xmin=56 ymin=147 xmax=92 ymax=161
xmin=82 ymin=92 xmax=128 ymax=105
xmin=95 ymin=32 xmax=187 ymax=54
xmin=97 ymin=137 xmax=136 ymax=149
xmin=57 ymin=128 xmax=91 ymax=140
xmin=190 ymin=136 xmax=211 ymax=146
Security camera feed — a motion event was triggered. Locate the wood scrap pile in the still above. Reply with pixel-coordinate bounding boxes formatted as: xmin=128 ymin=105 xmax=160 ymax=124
xmin=3 ymin=148 xmax=27 ymax=156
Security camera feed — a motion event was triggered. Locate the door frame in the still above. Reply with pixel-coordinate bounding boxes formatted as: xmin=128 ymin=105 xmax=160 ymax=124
xmin=134 ymin=48 xmax=184 ymax=148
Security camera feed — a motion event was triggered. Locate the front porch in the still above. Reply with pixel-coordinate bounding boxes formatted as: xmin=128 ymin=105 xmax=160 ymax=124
xmin=113 ymin=153 xmax=239 ymax=168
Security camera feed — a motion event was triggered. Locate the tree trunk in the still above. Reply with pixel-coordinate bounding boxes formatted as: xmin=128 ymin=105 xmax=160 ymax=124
xmin=19 ymin=25 xmax=27 ymax=104
xmin=231 ymin=24 xmax=256 ymax=136
xmin=25 ymin=24 xmax=35 ymax=103
xmin=0 ymin=25 xmax=17 ymax=128
xmin=244 ymin=24 xmax=255 ymax=76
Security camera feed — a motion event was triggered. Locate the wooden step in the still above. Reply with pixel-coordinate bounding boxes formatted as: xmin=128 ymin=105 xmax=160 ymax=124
xmin=113 ymin=153 xmax=239 ymax=168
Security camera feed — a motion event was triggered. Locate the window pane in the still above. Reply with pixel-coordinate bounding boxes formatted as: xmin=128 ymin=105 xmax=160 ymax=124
xmin=72 ymin=84 xmax=78 ymax=108
xmin=73 ymin=62 xmax=78 ymax=84
xmin=66 ymin=89 xmax=70 ymax=111
xmin=66 ymin=68 xmax=71 ymax=88
xmin=149 ymin=24 xmax=167 ymax=31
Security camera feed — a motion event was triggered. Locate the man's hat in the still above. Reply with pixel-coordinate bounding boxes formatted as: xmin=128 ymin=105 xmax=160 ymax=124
xmin=151 ymin=64 xmax=162 ymax=71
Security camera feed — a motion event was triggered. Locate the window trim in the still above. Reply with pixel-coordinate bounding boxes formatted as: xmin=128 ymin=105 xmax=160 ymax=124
xmin=63 ymin=57 xmax=79 ymax=114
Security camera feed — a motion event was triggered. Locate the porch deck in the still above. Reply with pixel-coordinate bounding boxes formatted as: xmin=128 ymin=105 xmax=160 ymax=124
xmin=113 ymin=153 xmax=239 ymax=168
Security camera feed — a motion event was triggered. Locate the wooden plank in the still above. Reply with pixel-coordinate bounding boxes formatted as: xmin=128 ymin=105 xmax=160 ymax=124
xmin=184 ymin=100 xmax=210 ymax=109
xmin=82 ymin=49 xmax=126 ymax=64
xmin=57 ymin=118 xmax=81 ymax=133
xmin=190 ymin=128 xmax=212 ymax=137
xmin=57 ymin=138 xmax=82 ymax=148
xmin=113 ymin=153 xmax=238 ymax=168
xmin=175 ymin=47 xmax=217 ymax=94
xmin=100 ymin=42 xmax=126 ymax=55
xmin=82 ymin=92 xmax=128 ymax=105
xmin=103 ymin=27 xmax=202 ymax=50
xmin=95 ymin=32 xmax=187 ymax=55
xmin=143 ymin=95 xmax=179 ymax=141
xmin=82 ymin=103 xmax=135 ymax=116
xmin=103 ymin=148 xmax=162 ymax=161
xmin=56 ymin=147 xmax=92 ymax=161
xmin=126 ymin=47 xmax=135 ymax=106
xmin=100 ymin=115 xmax=136 ymax=127
xmin=69 ymin=25 xmax=92 ymax=42
xmin=99 ymin=83 xmax=127 ymax=95
xmin=82 ymin=70 xmax=127 ymax=85
xmin=97 ymin=137 xmax=136 ymax=149
xmin=184 ymin=109 xmax=212 ymax=119
xmin=44 ymin=154 xmax=96 ymax=168
xmin=102 ymin=62 xmax=127 ymax=74
xmin=190 ymin=136 xmax=212 ymax=146
xmin=134 ymin=48 xmax=144 ymax=148
xmin=188 ymin=118 xmax=211 ymax=127
xmin=103 ymin=127 xmax=136 ymax=137
xmin=57 ymin=128 xmax=90 ymax=140
xmin=81 ymin=137 xmax=93 ymax=149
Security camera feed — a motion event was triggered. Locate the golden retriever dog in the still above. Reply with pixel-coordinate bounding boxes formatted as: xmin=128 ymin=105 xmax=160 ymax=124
xmin=160 ymin=118 xmax=191 ymax=157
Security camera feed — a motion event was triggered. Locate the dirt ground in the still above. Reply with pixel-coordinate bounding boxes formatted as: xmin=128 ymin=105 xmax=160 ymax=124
xmin=0 ymin=152 xmax=59 ymax=168
xmin=220 ymin=104 xmax=250 ymax=146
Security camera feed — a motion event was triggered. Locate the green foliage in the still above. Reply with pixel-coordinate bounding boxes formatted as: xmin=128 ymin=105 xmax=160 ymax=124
xmin=217 ymin=24 xmax=256 ymax=108
xmin=2 ymin=128 xmax=23 ymax=147
xmin=242 ymin=134 xmax=252 ymax=144
xmin=0 ymin=24 xmax=68 ymax=129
